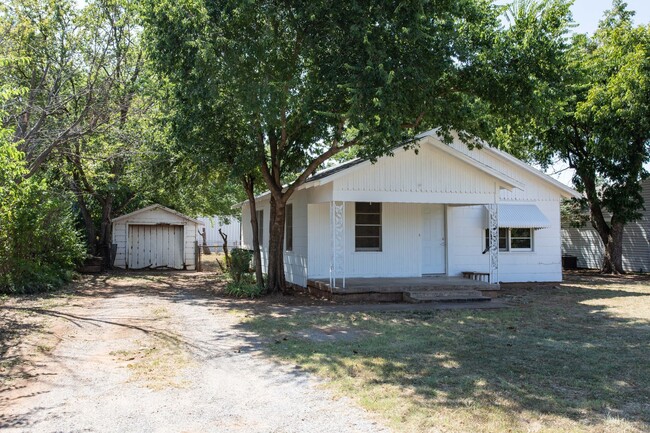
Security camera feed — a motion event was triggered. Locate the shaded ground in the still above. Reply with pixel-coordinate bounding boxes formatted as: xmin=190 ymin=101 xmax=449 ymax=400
xmin=2 ymin=270 xmax=649 ymax=433
xmin=0 ymin=271 xmax=389 ymax=433
xmin=244 ymin=272 xmax=650 ymax=433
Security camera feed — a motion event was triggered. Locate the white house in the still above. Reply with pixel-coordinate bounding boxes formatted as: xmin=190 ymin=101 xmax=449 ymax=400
xmin=238 ymin=131 xmax=580 ymax=289
xmin=196 ymin=216 xmax=241 ymax=251
xmin=112 ymin=204 xmax=203 ymax=270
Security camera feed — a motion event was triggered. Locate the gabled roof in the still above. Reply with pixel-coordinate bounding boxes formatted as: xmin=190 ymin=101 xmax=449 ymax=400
xmin=234 ymin=130 xmax=580 ymax=207
xmin=305 ymin=131 xmax=580 ymax=199
xmin=112 ymin=204 xmax=203 ymax=224
xmin=301 ymin=134 xmax=523 ymax=191
xmin=478 ymin=142 xmax=581 ymax=199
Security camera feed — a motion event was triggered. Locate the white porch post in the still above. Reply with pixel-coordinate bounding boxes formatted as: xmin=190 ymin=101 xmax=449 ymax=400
xmin=329 ymin=201 xmax=346 ymax=289
xmin=487 ymin=203 xmax=499 ymax=284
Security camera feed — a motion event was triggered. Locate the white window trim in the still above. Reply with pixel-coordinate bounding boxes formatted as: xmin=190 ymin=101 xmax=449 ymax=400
xmin=509 ymin=228 xmax=533 ymax=252
xmin=355 ymin=202 xmax=382 ymax=252
xmin=485 ymin=228 xmax=534 ymax=253
xmin=285 ymin=204 xmax=293 ymax=252
xmin=257 ymin=209 xmax=264 ymax=246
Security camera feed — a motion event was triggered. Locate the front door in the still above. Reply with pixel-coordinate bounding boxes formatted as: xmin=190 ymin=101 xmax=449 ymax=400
xmin=422 ymin=204 xmax=446 ymax=274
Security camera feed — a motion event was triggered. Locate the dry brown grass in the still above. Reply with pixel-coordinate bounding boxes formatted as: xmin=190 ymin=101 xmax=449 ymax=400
xmin=245 ymin=272 xmax=650 ymax=433
xmin=109 ymin=305 xmax=192 ymax=390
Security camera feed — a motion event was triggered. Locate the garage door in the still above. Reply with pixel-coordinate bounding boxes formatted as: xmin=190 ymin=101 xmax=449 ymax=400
xmin=128 ymin=225 xmax=184 ymax=269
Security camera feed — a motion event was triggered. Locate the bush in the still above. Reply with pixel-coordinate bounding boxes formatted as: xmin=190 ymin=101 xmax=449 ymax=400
xmin=0 ymin=142 xmax=85 ymax=294
xmin=224 ymin=280 xmax=263 ymax=298
xmin=229 ymin=248 xmax=253 ymax=283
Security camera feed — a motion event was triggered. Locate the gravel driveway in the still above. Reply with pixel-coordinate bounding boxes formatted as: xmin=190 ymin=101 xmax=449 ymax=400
xmin=1 ymin=273 xmax=390 ymax=433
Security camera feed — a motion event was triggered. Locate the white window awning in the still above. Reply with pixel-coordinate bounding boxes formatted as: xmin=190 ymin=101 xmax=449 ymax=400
xmin=485 ymin=204 xmax=551 ymax=229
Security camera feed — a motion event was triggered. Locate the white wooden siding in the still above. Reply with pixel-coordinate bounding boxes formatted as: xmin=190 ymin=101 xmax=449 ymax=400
xmin=284 ymin=190 xmax=309 ymax=286
xmin=308 ymin=202 xmax=423 ymax=279
xmin=113 ymin=222 xmax=127 ymax=267
xmin=447 ymin=202 xmax=562 ymax=282
xmin=447 ymin=138 xmax=562 ymax=202
xmin=333 ymin=145 xmax=499 ymax=204
xmin=326 ymin=139 xmax=564 ymax=283
xmin=197 ymin=216 xmax=241 ymax=248
xmin=561 ymin=228 xmax=604 ymax=269
xmin=241 ymin=202 xmax=267 ymax=273
xmin=128 ymin=225 xmax=183 ymax=269
xmin=303 ymin=201 xmax=562 ymax=283
xmin=241 ymin=135 xmax=571 ymax=285
xmin=241 ymin=191 xmax=309 ymax=286
xmin=112 ymin=206 xmax=199 ymax=270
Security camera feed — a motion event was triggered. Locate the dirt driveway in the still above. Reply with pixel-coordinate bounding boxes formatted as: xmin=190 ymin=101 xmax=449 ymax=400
xmin=0 ymin=272 xmax=389 ymax=433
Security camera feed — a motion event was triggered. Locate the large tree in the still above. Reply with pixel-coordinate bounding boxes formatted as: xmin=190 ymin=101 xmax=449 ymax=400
xmin=1 ymin=0 xmax=201 ymax=265
xmin=143 ymin=0 xmax=521 ymax=292
xmin=145 ymin=88 xmax=264 ymax=286
xmin=496 ymin=0 xmax=650 ymax=273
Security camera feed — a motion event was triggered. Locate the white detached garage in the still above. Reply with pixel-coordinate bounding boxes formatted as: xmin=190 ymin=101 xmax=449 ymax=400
xmin=112 ymin=204 xmax=203 ymax=270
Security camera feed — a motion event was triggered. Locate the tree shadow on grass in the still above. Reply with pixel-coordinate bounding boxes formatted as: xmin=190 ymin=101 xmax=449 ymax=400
xmin=2 ymin=270 xmax=649 ymax=431
xmin=236 ymin=283 xmax=650 ymax=431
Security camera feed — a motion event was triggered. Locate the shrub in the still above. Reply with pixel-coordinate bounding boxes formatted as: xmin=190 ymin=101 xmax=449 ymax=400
xmin=0 ymin=142 xmax=85 ymax=294
xmin=229 ymin=248 xmax=253 ymax=283
xmin=224 ymin=280 xmax=263 ymax=298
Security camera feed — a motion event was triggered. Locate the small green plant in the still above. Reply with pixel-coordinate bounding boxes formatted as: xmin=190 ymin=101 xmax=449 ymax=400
xmin=229 ymin=248 xmax=253 ymax=283
xmin=224 ymin=280 xmax=263 ymax=298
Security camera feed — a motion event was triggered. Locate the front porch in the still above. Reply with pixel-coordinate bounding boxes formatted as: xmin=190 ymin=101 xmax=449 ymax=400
xmin=306 ymin=276 xmax=500 ymax=303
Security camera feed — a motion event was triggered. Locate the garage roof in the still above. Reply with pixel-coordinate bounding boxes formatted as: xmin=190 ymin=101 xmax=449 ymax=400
xmin=112 ymin=204 xmax=203 ymax=224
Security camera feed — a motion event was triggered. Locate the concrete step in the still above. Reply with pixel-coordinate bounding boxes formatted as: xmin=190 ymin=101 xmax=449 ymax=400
xmin=405 ymin=289 xmax=490 ymax=303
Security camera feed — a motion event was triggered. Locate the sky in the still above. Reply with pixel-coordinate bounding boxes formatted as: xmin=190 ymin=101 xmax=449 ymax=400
xmin=570 ymin=0 xmax=650 ymax=34
xmin=539 ymin=0 xmax=649 ymax=186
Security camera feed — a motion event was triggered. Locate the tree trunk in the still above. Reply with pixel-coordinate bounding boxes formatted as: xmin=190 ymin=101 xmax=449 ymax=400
xmin=266 ymin=195 xmax=287 ymax=294
xmin=98 ymin=199 xmax=114 ymax=269
xmin=79 ymin=200 xmax=97 ymax=255
xmin=601 ymin=221 xmax=625 ymax=274
xmin=200 ymin=228 xmax=211 ymax=255
xmin=243 ymin=177 xmax=264 ymax=288
xmin=71 ymin=181 xmax=97 ymax=254
xmin=579 ymin=169 xmax=625 ymax=274
xmin=218 ymin=228 xmax=230 ymax=268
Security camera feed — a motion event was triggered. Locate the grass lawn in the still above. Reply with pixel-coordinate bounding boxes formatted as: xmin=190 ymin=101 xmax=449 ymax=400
xmin=243 ymin=273 xmax=650 ymax=433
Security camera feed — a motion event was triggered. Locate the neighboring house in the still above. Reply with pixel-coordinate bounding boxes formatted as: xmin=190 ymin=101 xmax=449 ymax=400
xmin=237 ymin=130 xmax=579 ymax=288
xmin=196 ymin=216 xmax=241 ymax=251
xmin=562 ymin=178 xmax=650 ymax=272
xmin=112 ymin=204 xmax=203 ymax=270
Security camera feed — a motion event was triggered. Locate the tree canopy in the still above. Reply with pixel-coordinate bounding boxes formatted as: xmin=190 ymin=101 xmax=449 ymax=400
xmin=143 ymin=0 xmax=569 ymax=291
xmin=493 ymin=0 xmax=650 ymax=272
xmin=0 ymin=0 xmax=226 ymax=278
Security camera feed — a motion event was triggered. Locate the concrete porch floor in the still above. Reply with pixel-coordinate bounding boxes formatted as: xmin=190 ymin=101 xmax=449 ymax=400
xmin=308 ymin=276 xmax=498 ymax=294
xmin=305 ymin=276 xmax=501 ymax=303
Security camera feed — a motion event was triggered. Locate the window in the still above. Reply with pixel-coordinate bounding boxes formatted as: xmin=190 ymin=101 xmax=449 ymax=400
xmin=257 ymin=210 xmax=263 ymax=245
xmin=510 ymin=228 xmax=532 ymax=250
xmin=355 ymin=202 xmax=381 ymax=251
xmin=485 ymin=228 xmax=509 ymax=251
xmin=285 ymin=204 xmax=293 ymax=251
xmin=485 ymin=228 xmax=533 ymax=252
